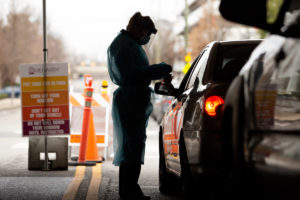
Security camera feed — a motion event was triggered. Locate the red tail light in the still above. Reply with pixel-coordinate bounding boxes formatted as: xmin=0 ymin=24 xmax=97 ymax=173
xmin=205 ymin=96 xmax=224 ymax=117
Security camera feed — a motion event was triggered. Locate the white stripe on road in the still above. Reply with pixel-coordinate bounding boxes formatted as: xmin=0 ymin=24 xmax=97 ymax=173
xmin=147 ymin=130 xmax=159 ymax=135
xmin=109 ymin=184 xmax=159 ymax=189
xmin=140 ymin=186 xmax=159 ymax=189
xmin=11 ymin=143 xmax=28 ymax=149
xmin=145 ymin=155 xmax=159 ymax=158
xmin=13 ymin=130 xmax=22 ymax=134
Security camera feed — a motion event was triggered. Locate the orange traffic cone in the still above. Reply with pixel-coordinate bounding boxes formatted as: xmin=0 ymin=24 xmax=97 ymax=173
xmin=86 ymin=111 xmax=102 ymax=162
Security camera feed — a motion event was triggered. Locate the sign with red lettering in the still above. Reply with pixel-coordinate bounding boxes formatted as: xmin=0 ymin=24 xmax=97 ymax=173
xmin=19 ymin=63 xmax=70 ymax=136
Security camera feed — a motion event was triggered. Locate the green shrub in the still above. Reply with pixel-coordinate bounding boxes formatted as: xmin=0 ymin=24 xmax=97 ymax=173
xmin=0 ymin=94 xmax=8 ymax=99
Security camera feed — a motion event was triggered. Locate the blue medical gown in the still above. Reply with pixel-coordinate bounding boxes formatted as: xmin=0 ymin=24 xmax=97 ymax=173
xmin=107 ymin=30 xmax=172 ymax=166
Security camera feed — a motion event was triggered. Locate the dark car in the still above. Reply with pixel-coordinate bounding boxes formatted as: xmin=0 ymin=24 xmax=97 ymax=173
xmin=220 ymin=0 xmax=300 ymax=199
xmin=154 ymin=40 xmax=260 ymax=198
xmin=0 ymin=86 xmax=20 ymax=98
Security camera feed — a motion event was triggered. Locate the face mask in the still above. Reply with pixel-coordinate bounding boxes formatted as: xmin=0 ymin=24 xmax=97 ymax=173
xmin=139 ymin=35 xmax=151 ymax=45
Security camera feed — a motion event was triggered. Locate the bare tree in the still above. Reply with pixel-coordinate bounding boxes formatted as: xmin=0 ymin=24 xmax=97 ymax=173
xmin=47 ymin=34 xmax=66 ymax=62
xmin=0 ymin=3 xmax=66 ymax=88
xmin=0 ymin=20 xmax=5 ymax=89
xmin=188 ymin=1 xmax=234 ymax=59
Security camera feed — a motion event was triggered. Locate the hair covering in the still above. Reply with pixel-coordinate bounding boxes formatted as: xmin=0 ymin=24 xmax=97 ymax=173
xmin=126 ymin=12 xmax=157 ymax=38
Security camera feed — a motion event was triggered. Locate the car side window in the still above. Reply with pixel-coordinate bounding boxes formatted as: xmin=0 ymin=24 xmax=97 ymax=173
xmin=186 ymin=50 xmax=209 ymax=90
xmin=178 ymin=55 xmax=201 ymax=93
xmin=196 ymin=52 xmax=209 ymax=86
xmin=255 ymin=39 xmax=300 ymax=131
xmin=273 ymin=40 xmax=300 ymax=131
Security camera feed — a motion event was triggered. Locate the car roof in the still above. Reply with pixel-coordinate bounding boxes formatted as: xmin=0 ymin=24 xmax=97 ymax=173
xmin=206 ymin=40 xmax=262 ymax=48
xmin=179 ymin=40 xmax=262 ymax=92
xmin=218 ymin=40 xmax=263 ymax=46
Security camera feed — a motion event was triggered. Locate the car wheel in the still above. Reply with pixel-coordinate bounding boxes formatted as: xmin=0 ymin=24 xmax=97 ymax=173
xmin=222 ymin=76 xmax=247 ymax=199
xmin=179 ymin=133 xmax=199 ymax=199
xmin=159 ymin=128 xmax=179 ymax=194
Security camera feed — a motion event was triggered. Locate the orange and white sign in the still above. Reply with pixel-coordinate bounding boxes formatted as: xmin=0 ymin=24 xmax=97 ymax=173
xmin=19 ymin=63 xmax=70 ymax=136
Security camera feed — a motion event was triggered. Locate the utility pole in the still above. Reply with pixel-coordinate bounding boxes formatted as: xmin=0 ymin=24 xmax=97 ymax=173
xmin=154 ymin=0 xmax=161 ymax=64
xmin=184 ymin=0 xmax=189 ymax=54
xmin=42 ymin=0 xmax=49 ymax=171
xmin=10 ymin=1 xmax=17 ymax=100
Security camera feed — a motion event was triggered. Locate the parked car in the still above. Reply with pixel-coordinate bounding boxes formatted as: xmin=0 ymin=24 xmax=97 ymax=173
xmin=220 ymin=0 xmax=300 ymax=199
xmin=154 ymin=39 xmax=261 ymax=198
xmin=0 ymin=86 xmax=20 ymax=98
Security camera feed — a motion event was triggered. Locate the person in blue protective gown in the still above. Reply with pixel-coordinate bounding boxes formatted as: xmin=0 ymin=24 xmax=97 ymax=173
xmin=107 ymin=12 xmax=172 ymax=200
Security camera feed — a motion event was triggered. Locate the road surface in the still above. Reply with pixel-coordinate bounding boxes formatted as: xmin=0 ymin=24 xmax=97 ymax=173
xmin=0 ymin=106 xmax=185 ymax=200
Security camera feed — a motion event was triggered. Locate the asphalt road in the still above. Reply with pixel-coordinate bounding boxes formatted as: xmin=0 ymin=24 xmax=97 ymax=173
xmin=0 ymin=107 xmax=185 ymax=200
xmin=98 ymin=122 xmax=184 ymax=200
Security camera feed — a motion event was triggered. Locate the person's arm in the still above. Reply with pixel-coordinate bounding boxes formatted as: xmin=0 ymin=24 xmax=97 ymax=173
xmin=116 ymin=44 xmax=172 ymax=82
xmin=131 ymin=46 xmax=172 ymax=81
xmin=142 ymin=62 xmax=172 ymax=81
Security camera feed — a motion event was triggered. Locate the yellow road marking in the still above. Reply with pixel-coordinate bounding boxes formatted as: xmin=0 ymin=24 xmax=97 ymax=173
xmin=62 ymin=166 xmax=86 ymax=200
xmin=86 ymin=163 xmax=102 ymax=200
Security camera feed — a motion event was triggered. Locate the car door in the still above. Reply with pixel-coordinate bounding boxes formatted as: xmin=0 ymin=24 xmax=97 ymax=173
xmin=163 ymin=49 xmax=209 ymax=174
xmin=249 ymin=37 xmax=300 ymax=191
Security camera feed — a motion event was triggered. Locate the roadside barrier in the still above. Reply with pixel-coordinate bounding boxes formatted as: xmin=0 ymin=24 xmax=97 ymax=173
xmin=69 ymin=75 xmax=110 ymax=165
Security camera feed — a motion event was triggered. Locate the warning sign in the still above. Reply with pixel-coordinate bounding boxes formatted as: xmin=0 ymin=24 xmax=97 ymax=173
xmin=19 ymin=63 xmax=70 ymax=136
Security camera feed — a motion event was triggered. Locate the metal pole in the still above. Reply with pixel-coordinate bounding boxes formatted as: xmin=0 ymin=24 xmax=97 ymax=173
xmin=154 ymin=0 xmax=161 ymax=64
xmin=42 ymin=0 xmax=49 ymax=171
xmin=184 ymin=0 xmax=189 ymax=54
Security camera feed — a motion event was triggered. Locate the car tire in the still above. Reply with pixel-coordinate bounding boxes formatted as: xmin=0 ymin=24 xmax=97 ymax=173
xmin=159 ymin=128 xmax=179 ymax=194
xmin=179 ymin=134 xmax=198 ymax=200
xmin=222 ymin=76 xmax=247 ymax=199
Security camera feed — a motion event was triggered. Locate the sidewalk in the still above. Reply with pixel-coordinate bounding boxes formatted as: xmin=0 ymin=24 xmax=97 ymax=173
xmin=0 ymin=98 xmax=21 ymax=110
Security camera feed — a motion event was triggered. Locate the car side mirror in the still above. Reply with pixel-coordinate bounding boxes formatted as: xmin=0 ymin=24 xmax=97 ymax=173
xmin=154 ymin=82 xmax=178 ymax=97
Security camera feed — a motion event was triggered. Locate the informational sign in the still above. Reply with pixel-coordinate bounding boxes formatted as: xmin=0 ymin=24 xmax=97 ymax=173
xmin=19 ymin=63 xmax=70 ymax=136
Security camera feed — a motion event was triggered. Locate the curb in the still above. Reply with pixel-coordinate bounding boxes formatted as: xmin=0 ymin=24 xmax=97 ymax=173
xmin=0 ymin=98 xmax=21 ymax=111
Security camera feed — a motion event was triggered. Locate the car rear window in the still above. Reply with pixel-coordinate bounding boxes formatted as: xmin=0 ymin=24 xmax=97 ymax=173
xmin=212 ymin=44 xmax=258 ymax=83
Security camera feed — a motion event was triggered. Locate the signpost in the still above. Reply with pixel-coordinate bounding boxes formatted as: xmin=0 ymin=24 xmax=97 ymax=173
xmin=18 ymin=0 xmax=69 ymax=170
xmin=42 ymin=0 xmax=49 ymax=171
